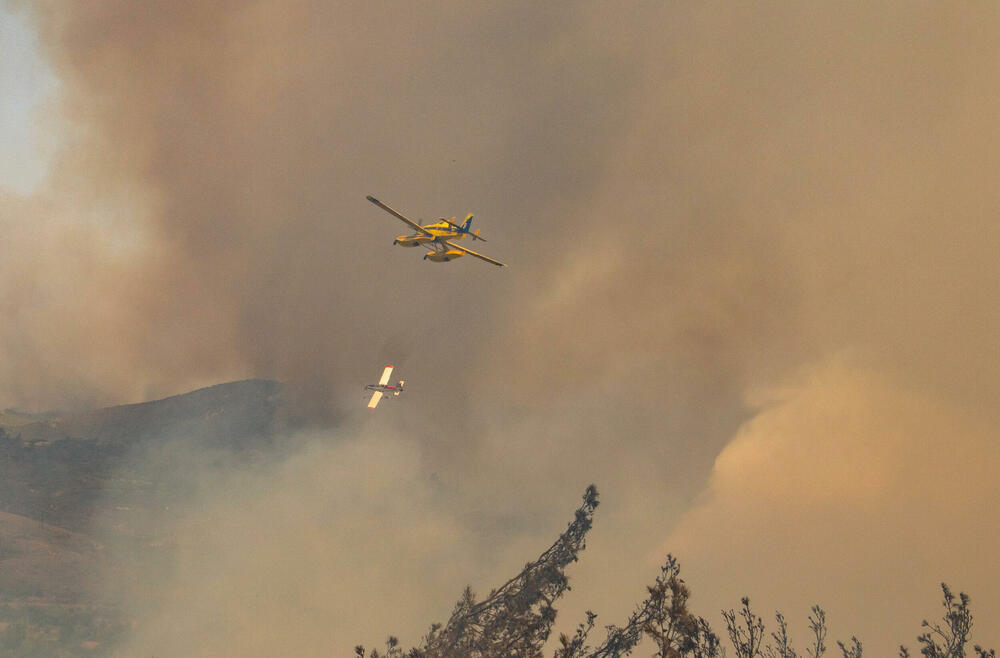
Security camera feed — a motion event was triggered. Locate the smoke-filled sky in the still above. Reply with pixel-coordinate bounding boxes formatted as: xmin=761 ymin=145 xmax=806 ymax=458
xmin=2 ymin=1 xmax=999 ymax=655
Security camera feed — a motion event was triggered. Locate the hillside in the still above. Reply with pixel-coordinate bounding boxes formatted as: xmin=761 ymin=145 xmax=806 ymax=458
xmin=0 ymin=511 xmax=105 ymax=602
xmin=0 ymin=509 xmax=128 ymax=657
xmin=0 ymin=379 xmax=282 ymax=532
xmin=0 ymin=410 xmax=53 ymax=429
xmin=0 ymin=380 xmax=287 ymax=654
xmin=8 ymin=379 xmax=281 ymax=448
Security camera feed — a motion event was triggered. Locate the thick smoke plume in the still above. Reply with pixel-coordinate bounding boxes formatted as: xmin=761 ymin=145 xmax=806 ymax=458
xmin=2 ymin=1 xmax=998 ymax=654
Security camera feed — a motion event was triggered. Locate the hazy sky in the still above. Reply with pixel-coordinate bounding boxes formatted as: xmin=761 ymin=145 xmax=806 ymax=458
xmin=0 ymin=4 xmax=56 ymax=194
xmin=1 ymin=1 xmax=998 ymax=655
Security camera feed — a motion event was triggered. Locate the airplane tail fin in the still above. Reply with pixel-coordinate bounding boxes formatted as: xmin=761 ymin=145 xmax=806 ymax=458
xmin=396 ymin=380 xmax=405 ymax=394
xmin=461 ymin=214 xmax=473 ymax=232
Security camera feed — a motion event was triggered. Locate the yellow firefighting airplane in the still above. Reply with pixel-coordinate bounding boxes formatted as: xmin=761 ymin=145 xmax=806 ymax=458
xmin=366 ymin=195 xmax=506 ymax=267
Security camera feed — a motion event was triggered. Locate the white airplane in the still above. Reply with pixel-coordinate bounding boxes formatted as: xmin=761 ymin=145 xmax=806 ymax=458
xmin=365 ymin=365 xmax=405 ymax=409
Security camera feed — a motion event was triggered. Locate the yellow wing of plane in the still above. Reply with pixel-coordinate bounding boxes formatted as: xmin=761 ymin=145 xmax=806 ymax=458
xmin=443 ymin=239 xmax=507 ymax=267
xmin=367 ymin=196 xmax=431 ymax=235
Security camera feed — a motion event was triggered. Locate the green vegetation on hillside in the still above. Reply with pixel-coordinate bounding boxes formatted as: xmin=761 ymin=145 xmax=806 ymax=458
xmin=0 ymin=603 xmax=129 ymax=658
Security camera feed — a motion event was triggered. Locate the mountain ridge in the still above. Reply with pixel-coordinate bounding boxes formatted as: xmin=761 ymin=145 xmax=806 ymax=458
xmin=0 ymin=378 xmax=286 ymax=533
xmin=3 ymin=379 xmax=282 ymax=447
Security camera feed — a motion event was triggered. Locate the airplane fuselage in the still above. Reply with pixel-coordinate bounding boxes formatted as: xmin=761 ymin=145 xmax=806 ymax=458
xmin=364 ymin=383 xmax=402 ymax=394
xmin=394 ymin=221 xmax=471 ymax=261
xmin=393 ymin=222 xmax=469 ymax=247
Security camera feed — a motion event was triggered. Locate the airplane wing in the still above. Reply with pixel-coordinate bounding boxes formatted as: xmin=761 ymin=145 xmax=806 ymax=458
xmin=443 ymin=240 xmax=506 ymax=267
xmin=378 ymin=365 xmax=393 ymax=386
xmin=367 ymin=390 xmax=383 ymax=409
xmin=367 ymin=196 xmax=431 ymax=235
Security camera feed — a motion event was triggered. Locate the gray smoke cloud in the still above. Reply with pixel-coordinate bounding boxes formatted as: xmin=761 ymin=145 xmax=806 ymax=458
xmin=2 ymin=1 xmax=998 ymax=654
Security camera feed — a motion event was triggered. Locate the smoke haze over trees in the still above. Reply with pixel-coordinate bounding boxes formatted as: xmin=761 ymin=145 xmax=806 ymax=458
xmin=356 ymin=488 xmax=994 ymax=658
